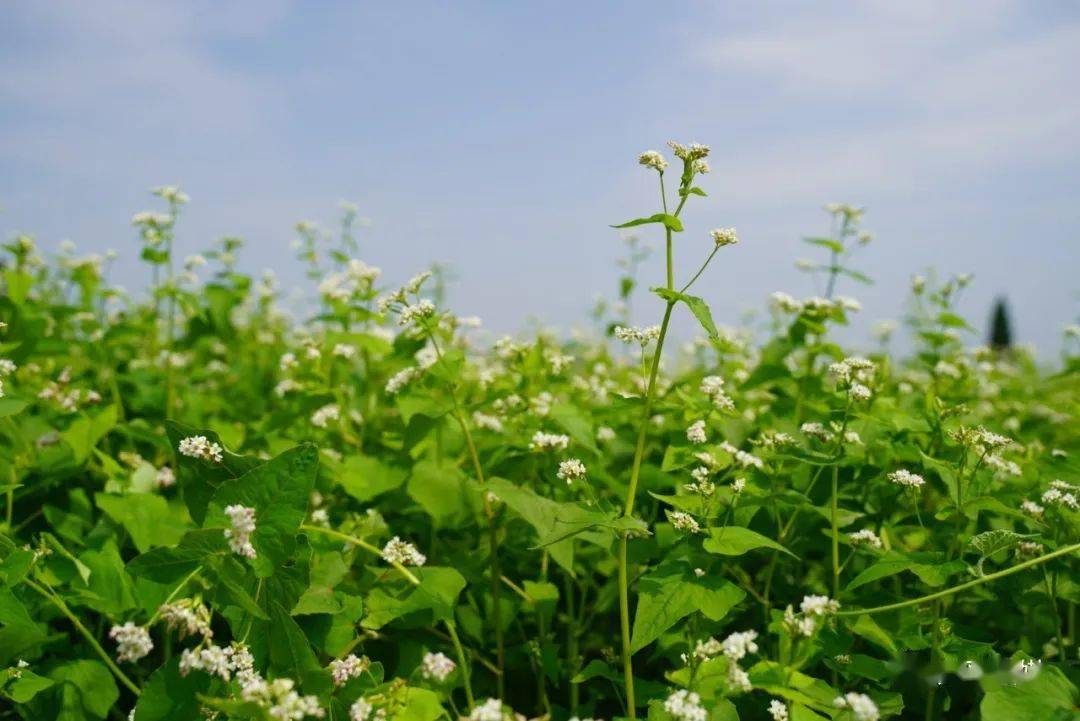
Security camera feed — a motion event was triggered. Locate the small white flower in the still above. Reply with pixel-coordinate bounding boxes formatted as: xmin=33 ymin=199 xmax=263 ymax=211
xmin=800 ymin=594 xmax=840 ymax=616
xmin=529 ymin=431 xmax=570 ymax=452
xmin=557 ymin=458 xmax=587 ymax=484
xmin=887 ymin=469 xmax=925 ymax=489
xmin=224 ymin=505 xmax=257 ymax=559
xmin=669 ymin=511 xmax=701 ymax=534
xmin=333 ymin=343 xmax=357 ymax=359
xmin=849 ymin=529 xmax=882 ymax=549
xmin=329 ymin=654 xmax=369 ymax=686
xmin=721 ymin=630 xmax=759 ymax=661
xmin=350 ymin=698 xmax=374 ymax=721
xmin=768 ymin=700 xmax=789 ymax=721
xmin=833 ymin=692 xmax=879 ymax=721
xmin=178 ymin=435 xmax=223 ymax=463
xmin=731 ymin=477 xmax=746 ymax=494
xmin=420 ymin=651 xmax=456 ymax=682
xmin=709 ymin=228 xmax=738 ymax=247
xmin=596 ymin=426 xmax=616 ymax=442
xmin=311 ymin=404 xmax=341 ymax=429
xmin=613 ymin=325 xmax=661 ymax=346
xmin=472 ymin=412 xmax=504 ymax=433
xmin=385 ymin=367 xmax=420 ymax=394
xmin=664 ymin=689 xmax=707 ymax=721
xmin=381 ymin=537 xmax=426 ymax=566
xmin=154 ymin=466 xmax=176 ymax=488
xmin=686 ymin=420 xmax=707 ymax=444
xmin=469 ymin=698 xmax=506 ymax=721
xmin=638 ymin=150 xmax=668 ymax=172
xmin=109 ymin=622 xmax=153 ymax=663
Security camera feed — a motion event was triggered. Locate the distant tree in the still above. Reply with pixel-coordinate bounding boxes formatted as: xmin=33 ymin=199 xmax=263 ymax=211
xmin=989 ymin=296 xmax=1013 ymax=349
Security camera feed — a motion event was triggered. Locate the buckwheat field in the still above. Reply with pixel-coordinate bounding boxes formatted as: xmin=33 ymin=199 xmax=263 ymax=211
xmin=0 ymin=143 xmax=1077 ymax=721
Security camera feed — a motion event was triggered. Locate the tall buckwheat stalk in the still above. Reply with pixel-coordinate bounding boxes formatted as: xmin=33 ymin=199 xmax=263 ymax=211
xmin=616 ymin=142 xmax=738 ymax=716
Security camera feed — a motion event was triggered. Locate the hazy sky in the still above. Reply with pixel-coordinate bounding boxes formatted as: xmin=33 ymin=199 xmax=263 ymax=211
xmin=2 ymin=1 xmax=1078 ymax=353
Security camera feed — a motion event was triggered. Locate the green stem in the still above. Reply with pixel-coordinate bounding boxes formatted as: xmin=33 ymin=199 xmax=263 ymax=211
xmin=26 ymin=578 xmax=141 ymax=696
xmin=831 ymin=465 xmax=840 ymax=598
xmin=838 ymin=543 xmax=1080 ymax=616
xmin=446 ymin=621 xmax=475 ymax=711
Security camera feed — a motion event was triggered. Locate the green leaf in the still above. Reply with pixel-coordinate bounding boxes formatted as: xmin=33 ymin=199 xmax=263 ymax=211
xmin=631 ymin=562 xmax=745 ymax=652
xmin=394 ymin=687 xmax=448 ymax=721
xmin=47 ymin=660 xmax=118 ymax=719
xmin=4 ymin=669 xmax=54 ymax=703
xmin=268 ymin=601 xmax=322 ymax=684
xmin=94 ymin=493 xmax=188 ymax=553
xmin=803 ymin=237 xmax=844 ymax=253
xmin=62 ymin=405 xmax=118 ymax=464
xmin=550 ymin=403 xmax=599 ymax=455
xmin=205 ymin=443 xmax=319 ymax=577
xmin=336 ymin=455 xmax=407 ymax=504
xmin=127 ymin=529 xmax=227 ymax=584
xmin=704 ymin=526 xmax=797 ymax=558
xmin=969 ymin=529 xmax=1033 ymax=558
xmin=132 ymin=658 xmax=210 ymax=721
xmin=612 ymin=213 xmax=684 ymax=232
xmin=980 ymin=661 xmax=1079 ymax=720
xmin=407 ymin=460 xmax=477 ymax=527
xmin=651 ymin=288 xmax=719 ymax=342
xmin=361 ymin=567 xmax=466 ymax=629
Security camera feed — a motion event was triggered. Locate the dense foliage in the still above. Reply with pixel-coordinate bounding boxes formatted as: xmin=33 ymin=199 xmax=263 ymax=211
xmin=0 ymin=144 xmax=1078 ymax=721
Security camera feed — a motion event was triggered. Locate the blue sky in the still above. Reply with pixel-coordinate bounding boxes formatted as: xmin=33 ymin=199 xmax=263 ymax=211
xmin=1 ymin=1 xmax=1078 ymax=353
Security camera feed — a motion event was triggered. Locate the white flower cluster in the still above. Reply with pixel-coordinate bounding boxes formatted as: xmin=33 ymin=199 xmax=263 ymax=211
xmin=638 ymin=150 xmax=668 ymax=171
xmin=178 ymin=435 xmax=223 ymax=463
xmin=783 ymin=594 xmax=840 ymax=637
xmin=613 ymin=325 xmax=661 ymax=346
xmin=318 ymin=260 xmax=381 ymax=302
xmin=311 ymin=404 xmax=340 ymax=428
xmin=109 ymin=622 xmax=153 ymax=663
xmin=1041 ymin=480 xmax=1079 ymax=510
xmin=686 ymin=420 xmax=707 ymax=444
xmin=469 ymin=698 xmax=508 ymax=721
xmin=719 ymin=441 xmax=764 ymax=470
xmin=350 ymin=698 xmax=379 ymax=721
xmin=180 ymin=643 xmax=249 ymax=680
xmin=828 ymin=357 xmax=875 ymax=402
xmin=664 ymin=689 xmax=707 ymax=721
xmin=159 ymin=598 xmax=212 ymax=639
xmin=667 ymin=140 xmax=710 ymax=162
xmin=224 ymin=504 xmax=257 ymax=559
xmin=710 ymin=228 xmax=738 ymax=247
xmin=768 ymin=700 xmax=789 ymax=721
xmin=155 ymin=466 xmax=176 ymax=488
xmin=529 ymin=431 xmax=570 ymax=452
xmin=241 ymin=676 xmax=324 ymax=719
xmin=947 ymin=426 xmax=1012 ymax=452
xmin=1020 ymin=500 xmax=1044 ymax=518
xmin=399 ymin=300 xmax=436 ymax=327
xmin=848 ymin=529 xmax=882 ymax=549
xmin=472 ymin=411 xmax=504 ymax=432
xmin=668 ymin=510 xmax=701 ymax=534
xmin=887 ymin=469 xmax=925 ymax=489
xmin=833 ymin=692 xmax=879 ymax=721
xmin=329 ymin=654 xmax=370 ymax=686
xmin=700 ymin=375 xmax=735 ymax=412
xmin=721 ymin=630 xmax=758 ymax=661
xmin=769 ymin=291 xmax=803 ymax=314
xmin=556 ymin=458 xmax=587 ymax=484
xmin=385 ymin=366 xmax=420 ymax=395
xmin=381 ymin=537 xmax=427 ymax=566
xmin=420 ymin=651 xmax=456 ymax=682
